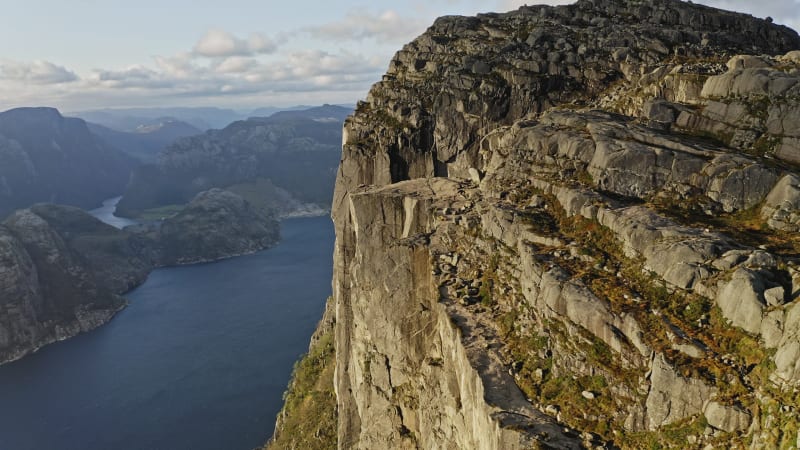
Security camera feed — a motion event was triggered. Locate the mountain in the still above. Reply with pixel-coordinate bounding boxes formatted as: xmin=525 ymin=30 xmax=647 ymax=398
xmin=70 ymin=107 xmax=244 ymax=131
xmin=0 ymin=205 xmax=135 ymax=364
xmin=137 ymin=188 xmax=280 ymax=265
xmin=269 ymin=1 xmax=800 ymax=449
xmin=87 ymin=119 xmax=202 ymax=163
xmin=0 ymin=107 xmax=136 ymax=219
xmin=0 ymin=190 xmax=279 ymax=365
xmin=262 ymin=104 xmax=352 ymax=122
xmin=248 ymin=105 xmax=312 ymax=118
xmin=116 ymin=105 xmax=350 ymax=218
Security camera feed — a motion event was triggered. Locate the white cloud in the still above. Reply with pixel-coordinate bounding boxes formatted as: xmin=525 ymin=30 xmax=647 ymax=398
xmin=154 ymin=52 xmax=197 ymax=79
xmin=0 ymin=60 xmax=78 ymax=84
xmin=215 ymin=56 xmax=259 ymax=74
xmin=306 ymin=9 xmax=429 ymax=43
xmin=193 ymin=29 xmax=278 ymax=57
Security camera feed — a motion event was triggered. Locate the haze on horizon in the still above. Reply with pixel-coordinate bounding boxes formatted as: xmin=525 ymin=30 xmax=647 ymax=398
xmin=1 ymin=0 xmax=798 ymax=112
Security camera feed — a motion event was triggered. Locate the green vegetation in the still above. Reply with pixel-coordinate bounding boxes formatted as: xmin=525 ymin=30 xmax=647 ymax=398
xmin=227 ymin=178 xmax=286 ymax=218
xmin=622 ymin=416 xmax=709 ymax=450
xmin=479 ymin=253 xmax=500 ymax=306
xmin=265 ymin=320 xmax=337 ymax=450
xmin=132 ymin=204 xmax=185 ymax=221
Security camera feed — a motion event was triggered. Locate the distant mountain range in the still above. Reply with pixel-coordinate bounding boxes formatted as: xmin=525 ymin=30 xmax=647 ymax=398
xmin=69 ymin=107 xmax=243 ymax=131
xmin=116 ymin=104 xmax=352 ymax=217
xmin=87 ymin=119 xmax=202 ymax=163
xmin=0 ymin=104 xmax=354 ymax=219
xmin=0 ymin=107 xmax=135 ymax=218
xmin=69 ymin=105 xmax=354 ymax=132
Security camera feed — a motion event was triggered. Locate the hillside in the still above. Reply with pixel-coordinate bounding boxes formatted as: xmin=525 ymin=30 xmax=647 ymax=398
xmin=0 ymin=189 xmax=279 ymax=366
xmin=87 ymin=119 xmax=202 ymax=163
xmin=0 ymin=108 xmax=136 ymax=219
xmin=272 ymin=0 xmax=800 ymax=448
xmin=116 ymin=105 xmax=350 ymax=218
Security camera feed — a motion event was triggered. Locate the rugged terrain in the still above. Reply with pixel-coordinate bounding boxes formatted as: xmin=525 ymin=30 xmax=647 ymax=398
xmin=0 ymin=205 xmax=131 ymax=364
xmin=87 ymin=119 xmax=202 ymax=163
xmin=272 ymin=0 xmax=800 ymax=448
xmin=0 ymin=189 xmax=279 ymax=365
xmin=134 ymin=188 xmax=280 ymax=265
xmin=0 ymin=107 xmax=136 ymax=218
xmin=116 ymin=105 xmax=350 ymax=218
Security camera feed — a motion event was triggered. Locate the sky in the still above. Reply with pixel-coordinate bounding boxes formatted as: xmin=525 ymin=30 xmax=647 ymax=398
xmin=0 ymin=0 xmax=798 ymax=112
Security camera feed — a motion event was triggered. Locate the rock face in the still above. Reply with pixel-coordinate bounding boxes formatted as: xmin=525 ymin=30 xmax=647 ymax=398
xmin=0 ymin=189 xmax=279 ymax=364
xmin=0 ymin=206 xmax=129 ymax=364
xmin=116 ymin=105 xmax=350 ymax=218
xmin=0 ymin=107 xmax=136 ymax=219
xmin=320 ymin=0 xmax=800 ymax=449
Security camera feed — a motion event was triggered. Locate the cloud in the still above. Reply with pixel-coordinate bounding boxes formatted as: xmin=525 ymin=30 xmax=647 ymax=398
xmin=25 ymin=47 xmax=385 ymax=109
xmin=154 ymin=52 xmax=197 ymax=79
xmin=0 ymin=60 xmax=78 ymax=84
xmin=193 ymin=29 xmax=278 ymax=57
xmin=215 ymin=56 xmax=259 ymax=74
xmin=306 ymin=9 xmax=429 ymax=43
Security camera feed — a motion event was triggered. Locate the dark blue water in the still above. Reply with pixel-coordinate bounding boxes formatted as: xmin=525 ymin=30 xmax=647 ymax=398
xmin=0 ymin=216 xmax=334 ymax=450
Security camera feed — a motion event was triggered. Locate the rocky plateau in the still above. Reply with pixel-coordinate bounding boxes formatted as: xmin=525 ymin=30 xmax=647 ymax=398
xmin=271 ymin=0 xmax=800 ymax=448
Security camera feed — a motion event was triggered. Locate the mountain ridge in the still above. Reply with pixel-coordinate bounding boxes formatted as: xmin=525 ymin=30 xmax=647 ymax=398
xmin=0 ymin=107 xmax=136 ymax=219
xmin=116 ymin=105 xmax=350 ymax=218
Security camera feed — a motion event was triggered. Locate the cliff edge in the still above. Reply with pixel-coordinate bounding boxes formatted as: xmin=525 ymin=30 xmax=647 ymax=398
xmin=321 ymin=0 xmax=800 ymax=448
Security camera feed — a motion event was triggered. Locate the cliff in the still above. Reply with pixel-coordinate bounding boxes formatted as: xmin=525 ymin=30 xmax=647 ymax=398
xmin=0 ymin=205 xmax=130 ymax=364
xmin=317 ymin=0 xmax=800 ymax=448
xmin=0 ymin=189 xmax=279 ymax=365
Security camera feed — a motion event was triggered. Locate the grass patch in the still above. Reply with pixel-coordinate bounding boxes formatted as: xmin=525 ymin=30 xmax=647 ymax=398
xmin=133 ymin=204 xmax=185 ymax=221
xmin=479 ymin=253 xmax=500 ymax=307
xmin=265 ymin=325 xmax=337 ymax=450
xmin=622 ymin=416 xmax=709 ymax=450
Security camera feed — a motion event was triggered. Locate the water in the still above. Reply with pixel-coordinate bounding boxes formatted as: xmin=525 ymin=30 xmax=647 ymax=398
xmin=0 ymin=216 xmax=335 ymax=450
xmin=88 ymin=196 xmax=138 ymax=229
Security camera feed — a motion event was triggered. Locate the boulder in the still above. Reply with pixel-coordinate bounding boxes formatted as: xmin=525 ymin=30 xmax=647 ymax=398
xmin=716 ymin=269 xmax=766 ymax=335
xmin=703 ymin=401 xmax=752 ymax=433
xmin=646 ymin=354 xmax=715 ymax=430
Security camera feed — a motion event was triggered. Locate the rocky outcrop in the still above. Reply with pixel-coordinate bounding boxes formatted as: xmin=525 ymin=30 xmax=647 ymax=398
xmin=0 ymin=107 xmax=136 ymax=219
xmin=703 ymin=401 xmax=752 ymax=433
xmin=117 ymin=105 xmax=350 ymax=218
xmin=0 ymin=206 xmax=128 ymax=364
xmin=319 ymin=0 xmax=800 ymax=449
xmin=149 ymin=188 xmax=279 ymax=265
xmin=762 ymin=174 xmax=800 ymax=231
xmin=646 ymin=354 xmax=715 ymax=430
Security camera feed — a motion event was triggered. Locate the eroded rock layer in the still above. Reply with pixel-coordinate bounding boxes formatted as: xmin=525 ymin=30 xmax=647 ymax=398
xmin=329 ymin=0 xmax=800 ymax=448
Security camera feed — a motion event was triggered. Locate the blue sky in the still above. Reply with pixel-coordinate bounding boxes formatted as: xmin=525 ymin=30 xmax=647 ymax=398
xmin=0 ymin=0 xmax=797 ymax=111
